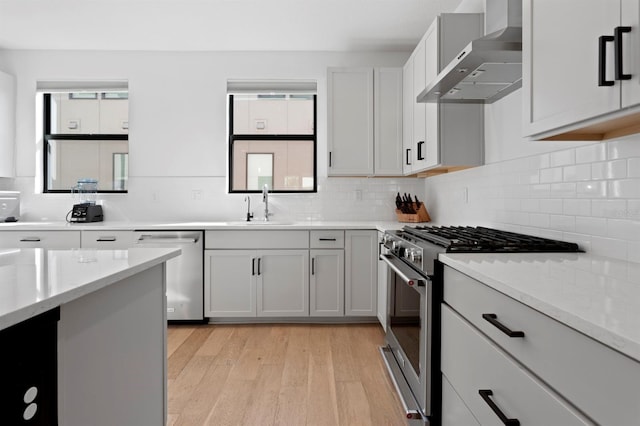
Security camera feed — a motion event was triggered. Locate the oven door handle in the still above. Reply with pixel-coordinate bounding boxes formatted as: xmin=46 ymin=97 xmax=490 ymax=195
xmin=380 ymin=254 xmax=428 ymax=291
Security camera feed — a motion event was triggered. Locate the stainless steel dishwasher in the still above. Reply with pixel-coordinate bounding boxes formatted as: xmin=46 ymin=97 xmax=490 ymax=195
xmin=134 ymin=230 xmax=204 ymax=322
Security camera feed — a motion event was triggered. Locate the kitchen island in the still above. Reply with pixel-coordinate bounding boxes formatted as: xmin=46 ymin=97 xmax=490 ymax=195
xmin=0 ymin=247 xmax=180 ymax=425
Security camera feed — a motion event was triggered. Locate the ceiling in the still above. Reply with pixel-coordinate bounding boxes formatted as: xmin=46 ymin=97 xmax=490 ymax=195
xmin=0 ymin=0 xmax=464 ymax=52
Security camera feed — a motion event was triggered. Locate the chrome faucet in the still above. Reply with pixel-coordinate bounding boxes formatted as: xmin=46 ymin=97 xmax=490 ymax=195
xmin=262 ymin=184 xmax=272 ymax=221
xmin=244 ymin=196 xmax=253 ymax=222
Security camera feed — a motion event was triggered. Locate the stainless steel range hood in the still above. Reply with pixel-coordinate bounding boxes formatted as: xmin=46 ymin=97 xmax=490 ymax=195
xmin=417 ymin=0 xmax=522 ymax=104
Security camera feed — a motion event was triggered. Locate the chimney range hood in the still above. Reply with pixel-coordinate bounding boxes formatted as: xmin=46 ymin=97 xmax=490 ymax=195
xmin=417 ymin=0 xmax=522 ymax=104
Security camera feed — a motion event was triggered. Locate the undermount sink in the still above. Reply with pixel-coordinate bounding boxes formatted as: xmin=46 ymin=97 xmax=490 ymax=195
xmin=224 ymin=221 xmax=295 ymax=226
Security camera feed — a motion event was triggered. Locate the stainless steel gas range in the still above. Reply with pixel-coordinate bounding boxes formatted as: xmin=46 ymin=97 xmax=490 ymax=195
xmin=379 ymin=225 xmax=581 ymax=425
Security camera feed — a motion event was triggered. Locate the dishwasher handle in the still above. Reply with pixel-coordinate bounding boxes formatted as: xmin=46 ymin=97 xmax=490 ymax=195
xmin=136 ymin=235 xmax=199 ymax=244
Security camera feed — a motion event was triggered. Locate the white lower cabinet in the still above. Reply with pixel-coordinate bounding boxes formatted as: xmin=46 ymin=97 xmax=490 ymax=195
xmin=0 ymin=230 xmax=81 ymax=248
xmin=376 ymin=231 xmax=388 ymax=331
xmin=257 ymin=250 xmax=309 ymax=317
xmin=310 ymin=249 xmax=344 ymax=316
xmin=441 ymin=374 xmax=479 ymax=426
xmin=442 ymin=265 xmax=640 ymax=425
xmin=205 ymin=249 xmax=309 ymax=318
xmin=442 ymin=305 xmax=591 ymax=425
xmin=205 ymin=250 xmax=256 ymax=317
xmin=345 ymin=230 xmax=377 ymax=316
xmin=80 ymin=230 xmax=135 ymax=249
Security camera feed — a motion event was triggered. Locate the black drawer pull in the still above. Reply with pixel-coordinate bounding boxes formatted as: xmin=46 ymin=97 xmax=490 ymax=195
xmin=614 ymin=26 xmax=632 ymax=80
xmin=96 ymin=237 xmax=117 ymax=242
xmin=479 ymin=389 xmax=520 ymax=426
xmin=319 ymin=238 xmax=337 ymax=241
xmin=482 ymin=313 xmax=524 ymax=338
xmin=311 ymin=258 xmax=315 ymax=275
xmin=599 ymin=35 xmax=615 ymax=86
xmin=417 ymin=141 xmax=425 ymax=160
xmin=20 ymin=237 xmax=41 ymax=242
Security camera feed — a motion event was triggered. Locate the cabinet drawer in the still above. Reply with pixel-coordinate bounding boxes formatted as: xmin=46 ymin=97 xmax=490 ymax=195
xmin=441 ymin=304 xmax=592 ymax=426
xmin=81 ymin=230 xmax=135 ymax=248
xmin=0 ymin=230 xmax=81 ymax=248
xmin=205 ymin=230 xmax=309 ymax=249
xmin=309 ymin=230 xmax=344 ymax=248
xmin=444 ymin=266 xmax=640 ymax=425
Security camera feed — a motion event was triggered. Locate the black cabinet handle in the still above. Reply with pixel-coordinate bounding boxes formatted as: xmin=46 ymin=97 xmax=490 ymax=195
xmin=599 ymin=35 xmax=615 ymax=86
xmin=615 ymin=26 xmax=632 ymax=80
xmin=417 ymin=141 xmax=425 ymax=160
xmin=319 ymin=238 xmax=337 ymax=241
xmin=96 ymin=237 xmax=117 ymax=242
xmin=406 ymin=148 xmax=412 ymax=165
xmin=329 ymin=151 xmax=332 ymax=167
xmin=482 ymin=313 xmax=525 ymax=338
xmin=311 ymin=258 xmax=315 ymax=275
xmin=252 ymin=258 xmax=256 ymax=276
xmin=257 ymin=257 xmax=261 ymax=276
xmin=20 ymin=237 xmax=41 ymax=242
xmin=479 ymin=390 xmax=520 ymax=426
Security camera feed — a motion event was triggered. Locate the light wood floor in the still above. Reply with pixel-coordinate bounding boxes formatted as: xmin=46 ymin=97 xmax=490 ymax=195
xmin=166 ymin=323 xmax=407 ymax=426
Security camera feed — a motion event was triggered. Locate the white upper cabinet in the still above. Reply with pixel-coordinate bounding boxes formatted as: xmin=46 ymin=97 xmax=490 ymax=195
xmin=0 ymin=70 xmax=16 ymax=178
xmin=374 ymin=68 xmax=404 ymax=175
xmin=523 ymin=0 xmax=640 ymax=140
xmin=327 ymin=67 xmax=403 ymax=176
xmin=402 ymin=60 xmax=415 ymax=174
xmin=404 ymin=13 xmax=484 ymax=175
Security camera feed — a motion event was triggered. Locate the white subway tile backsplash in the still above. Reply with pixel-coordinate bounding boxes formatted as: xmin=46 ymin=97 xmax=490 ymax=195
xmin=550 ymin=183 xmax=576 ymax=198
xmin=607 ymin=138 xmax=640 ymax=160
xmin=607 ymin=218 xmax=640 ymax=240
xmin=563 ymin=199 xmax=591 ymax=216
xmin=549 ymin=214 xmax=575 ymax=232
xmin=628 ymin=158 xmax=640 ymax=177
xmin=576 ymin=181 xmax=607 ymax=198
xmin=592 ymin=199 xmax=628 ymax=218
xmin=608 ymin=179 xmax=640 ymax=198
xmin=539 ymin=198 xmax=563 ymax=214
xmin=591 ymin=160 xmax=627 ymax=180
xmin=540 ymin=167 xmax=563 ymax=183
xmin=575 ymin=143 xmax=606 ymax=163
xmin=550 ymin=149 xmax=575 ymax=167
xmin=575 ymin=216 xmax=607 ymax=237
xmin=563 ymin=164 xmax=591 ymax=181
xmin=423 ymin=135 xmax=640 ymax=262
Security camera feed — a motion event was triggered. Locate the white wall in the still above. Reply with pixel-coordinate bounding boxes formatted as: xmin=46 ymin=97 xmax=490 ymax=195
xmin=0 ymin=49 xmax=425 ymax=222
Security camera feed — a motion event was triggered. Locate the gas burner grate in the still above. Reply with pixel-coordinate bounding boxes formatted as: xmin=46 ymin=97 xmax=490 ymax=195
xmin=403 ymin=226 xmax=581 ymax=253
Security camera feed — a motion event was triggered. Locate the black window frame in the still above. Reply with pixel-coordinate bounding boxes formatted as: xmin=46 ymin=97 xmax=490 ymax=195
xmin=42 ymin=92 xmax=129 ymax=194
xmin=228 ymin=93 xmax=318 ymax=194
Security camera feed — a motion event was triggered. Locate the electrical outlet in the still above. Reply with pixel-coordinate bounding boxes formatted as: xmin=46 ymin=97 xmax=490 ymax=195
xmin=355 ymin=189 xmax=362 ymax=200
xmin=192 ymin=189 xmax=202 ymax=200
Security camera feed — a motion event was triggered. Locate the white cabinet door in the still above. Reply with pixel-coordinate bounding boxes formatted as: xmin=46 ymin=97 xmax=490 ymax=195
xmin=0 ymin=70 xmax=15 ymax=178
xmin=402 ymin=60 xmax=415 ymax=174
xmin=0 ymin=230 xmax=81 ymax=248
xmin=522 ymin=0 xmax=622 ymax=137
xmin=441 ymin=305 xmax=591 ymax=426
xmin=423 ymin=19 xmax=440 ymax=170
xmin=310 ymin=249 xmax=344 ymax=317
xmin=327 ymin=68 xmax=374 ymax=176
xmin=374 ymin=68 xmax=403 ymax=176
xmin=412 ymin=38 xmax=428 ymax=172
xmin=376 ymin=232 xmax=388 ymax=331
xmin=441 ymin=374 xmax=480 ymax=426
xmin=257 ymin=249 xmax=309 ymax=316
xmin=345 ymin=230 xmax=377 ymax=316
xmin=205 ymin=250 xmax=256 ymax=317
xmin=81 ymin=230 xmax=135 ymax=249
xmin=622 ymin=0 xmax=640 ymax=107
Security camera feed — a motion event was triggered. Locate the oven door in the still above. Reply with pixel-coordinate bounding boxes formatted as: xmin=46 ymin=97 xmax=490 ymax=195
xmin=380 ymin=254 xmax=433 ymax=423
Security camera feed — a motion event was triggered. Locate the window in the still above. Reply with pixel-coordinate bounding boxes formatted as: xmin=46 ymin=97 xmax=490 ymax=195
xmin=41 ymin=83 xmax=129 ymax=193
xmin=228 ymin=81 xmax=317 ymax=193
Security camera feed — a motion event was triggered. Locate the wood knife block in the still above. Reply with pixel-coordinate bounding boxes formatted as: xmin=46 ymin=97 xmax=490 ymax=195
xmin=395 ymin=203 xmax=431 ymax=223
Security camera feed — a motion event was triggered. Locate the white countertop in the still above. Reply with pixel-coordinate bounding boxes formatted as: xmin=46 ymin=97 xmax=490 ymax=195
xmin=0 ymin=247 xmax=181 ymax=331
xmin=0 ymin=220 xmax=405 ymax=232
xmin=440 ymin=252 xmax=640 ymax=363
